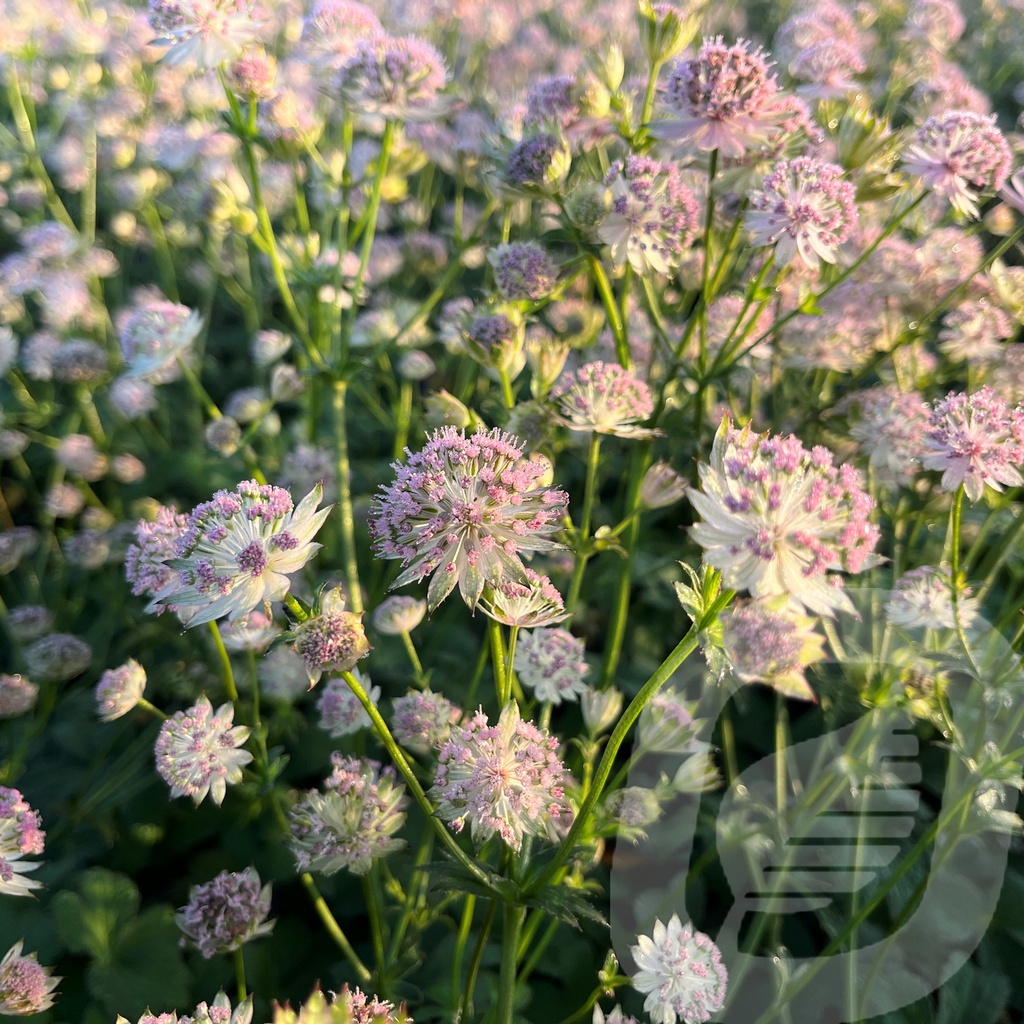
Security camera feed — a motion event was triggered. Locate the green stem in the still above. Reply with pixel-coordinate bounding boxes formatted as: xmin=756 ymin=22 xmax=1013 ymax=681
xmin=234 ymin=947 xmax=247 ymax=1002
xmin=566 ymin=433 xmax=602 ymax=616
xmin=207 ymin=622 xmax=240 ymax=704
xmin=333 ymin=380 xmax=363 ymax=613
xmin=400 ymin=631 xmax=426 ymax=685
xmin=362 ymin=871 xmax=388 ymax=990
xmin=300 ymin=873 xmax=373 ymax=984
xmin=525 ymin=601 xmax=730 ymax=895
xmin=589 ymin=255 xmax=629 ymax=369
xmin=340 ymin=671 xmax=491 ymax=887
xmin=459 ymin=899 xmax=497 ymax=1023
xmin=451 ymin=894 xmax=477 ymax=1010
xmin=496 ymin=904 xmax=525 ymax=1024
xmin=489 ymin=617 xmax=510 ymax=707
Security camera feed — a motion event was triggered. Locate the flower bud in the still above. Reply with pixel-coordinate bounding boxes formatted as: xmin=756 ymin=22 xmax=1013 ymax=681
xmin=581 ymin=686 xmax=623 ymax=736
xmin=640 ymin=461 xmax=688 ymax=508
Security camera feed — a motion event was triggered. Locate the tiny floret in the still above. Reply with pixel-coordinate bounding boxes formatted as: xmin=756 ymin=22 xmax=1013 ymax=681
xmin=514 ymin=628 xmax=590 ymax=704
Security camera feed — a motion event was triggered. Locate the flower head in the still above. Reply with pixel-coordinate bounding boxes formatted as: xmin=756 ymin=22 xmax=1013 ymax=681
xmin=292 ymin=589 xmax=370 ymax=687
xmin=369 ymin=427 xmax=569 ymax=612
xmin=688 ymin=419 xmax=880 ymax=616
xmin=0 ymin=789 xmax=44 ymax=897
xmin=118 ymin=297 xmax=202 ymax=382
xmin=488 ymin=242 xmax=558 ymax=302
xmin=657 ymin=36 xmax=786 ymax=157
xmin=316 ymin=671 xmax=380 ymax=737
xmin=288 ymin=755 xmax=407 ymax=876
xmin=23 ymin=632 xmax=91 ymax=683
xmin=844 ymin=386 xmax=929 ymax=485
xmin=919 ymin=387 xmax=1024 ymax=501
xmin=552 ymin=361 xmax=655 ymax=438
xmin=152 ymin=481 xmax=331 ymax=626
xmin=598 ymin=155 xmax=700 ymax=276
xmin=479 ymin=568 xmax=569 ymax=627
xmin=148 ymin=0 xmax=263 ymax=68
xmin=514 ymin=628 xmax=589 ymax=704
xmin=432 ymin=701 xmax=571 ymax=851
xmin=391 ymin=689 xmax=461 ymax=755
xmin=630 ymin=914 xmax=728 ymax=1024
xmin=0 ymin=942 xmax=60 ymax=1015
xmin=176 ymin=868 xmax=274 ymax=959
xmin=125 ymin=506 xmax=189 ymax=613
xmin=0 ymin=676 xmax=38 ymax=720
xmin=338 ymin=34 xmax=447 ymax=121
xmin=299 ymin=0 xmax=381 ymax=66
xmin=886 ymin=566 xmax=979 ymax=631
xmin=95 ymin=659 xmax=147 ymax=722
xmin=182 ymin=992 xmax=253 ymax=1024
xmin=746 ymin=156 xmax=857 ymax=268
xmin=371 ymin=596 xmax=427 ymax=635
xmin=721 ymin=597 xmax=825 ymax=701
xmin=155 ymin=695 xmax=253 ymax=806
xmin=902 ymin=110 xmax=1012 ymax=218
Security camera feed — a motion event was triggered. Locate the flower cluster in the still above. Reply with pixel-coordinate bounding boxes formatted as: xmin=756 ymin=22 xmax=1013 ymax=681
xmin=391 ymin=689 xmax=461 ymax=755
xmin=688 ymin=419 xmax=880 ymax=616
xmin=0 ymin=676 xmax=38 ymax=720
xmin=152 ymin=481 xmax=331 ymax=626
xmin=148 ymin=0 xmax=263 ymax=68
xmin=118 ymin=295 xmax=203 ymax=382
xmin=0 ymin=942 xmax=60 ymax=1016
xmin=480 ymin=567 xmax=569 ymax=627
xmin=368 ymin=427 xmax=569 ymax=611
xmin=176 ymin=868 xmax=274 ymax=959
xmin=337 ymin=34 xmax=448 ymax=121
xmin=288 ymin=755 xmax=408 ymax=876
xmin=514 ymin=628 xmax=590 ymax=704
xmin=886 ymin=566 xmax=979 ymax=631
xmin=432 ymin=701 xmax=571 ymax=851
xmin=125 ymin=506 xmax=189 ymax=612
xmin=155 ymin=696 xmax=253 ymax=806
xmin=0 ymin=788 xmax=45 ymax=898
xmin=291 ymin=589 xmax=371 ymax=687
xmin=746 ymin=156 xmax=857 ymax=267
xmin=489 ymin=242 xmax=558 ymax=302
xmin=552 ymin=361 xmax=655 ymax=438
xmin=316 ymin=671 xmax=380 ymax=737
xmin=95 ymin=659 xmax=147 ymax=722
xmin=598 ymin=156 xmax=700 ymax=276
xmin=919 ymin=386 xmax=1024 ymax=501
xmin=902 ymin=110 xmax=1012 ymax=218
xmin=658 ymin=36 xmax=785 ymax=157
xmin=630 ymin=914 xmax=728 ymax=1024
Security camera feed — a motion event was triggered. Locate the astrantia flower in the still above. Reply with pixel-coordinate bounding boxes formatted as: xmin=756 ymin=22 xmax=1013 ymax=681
xmin=152 ymin=481 xmax=331 ymax=627
xmin=432 ymin=700 xmax=571 ymax=851
xmin=391 ymin=689 xmax=461 ymax=755
xmin=479 ymin=568 xmax=569 ymax=627
xmin=552 ymin=361 xmax=656 ymax=438
xmin=746 ymin=156 xmax=857 ymax=268
xmin=368 ymin=427 xmax=569 ymax=612
xmin=789 ymin=39 xmax=866 ymax=99
xmin=630 ymin=914 xmax=728 ymax=1024
xmin=0 ymin=789 xmax=44 ymax=897
xmin=504 ymin=132 xmax=571 ymax=194
xmin=593 ymin=1004 xmax=641 ymax=1024
xmin=118 ymin=297 xmax=203 ymax=382
xmin=288 ymin=755 xmax=407 ymax=876
xmin=148 ymin=0 xmax=263 ymax=69
xmin=95 ymin=659 xmax=147 ymax=722
xmin=488 ymin=242 xmax=558 ymax=302
xmin=514 ymin=628 xmax=589 ymax=705
xmin=656 ymin=36 xmax=786 ymax=158
xmin=299 ymin=0 xmax=381 ymax=67
xmin=938 ymin=298 xmax=1014 ymax=364
xmin=125 ymin=506 xmax=189 ymax=613
xmin=886 ymin=566 xmax=979 ymax=631
xmin=919 ymin=387 xmax=1024 ymax=501
xmin=688 ymin=419 xmax=880 ymax=616
xmin=639 ymin=688 xmax=706 ymax=754
xmin=335 ymin=985 xmax=409 ymax=1024
xmin=0 ymin=676 xmax=38 ymax=720
xmin=155 ymin=695 xmax=253 ymax=806
xmin=640 ymin=462 xmax=689 ymax=509
xmin=316 ymin=671 xmax=380 ymax=737
xmin=220 ymin=610 xmax=280 ymax=652
xmin=598 ymin=155 xmax=700 ymax=276
xmin=902 ymin=110 xmax=1012 ymax=218
xmin=371 ymin=595 xmax=427 ymax=635
xmin=338 ymin=34 xmax=447 ymax=121
xmin=844 ymin=386 xmax=929 ymax=485
xmin=23 ymin=632 xmax=91 ymax=684
xmin=721 ymin=597 xmax=825 ymax=701
xmin=0 ymin=942 xmax=60 ymax=1015
xmin=291 ymin=588 xmax=370 ymax=687
xmin=182 ymin=991 xmax=253 ymax=1024
xmin=176 ymin=868 xmax=273 ymax=959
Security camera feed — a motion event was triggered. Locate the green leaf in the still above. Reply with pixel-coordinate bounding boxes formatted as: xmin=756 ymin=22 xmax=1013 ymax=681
xmin=936 ymin=961 xmax=1010 ymax=1024
xmin=52 ymin=868 xmax=140 ymax=962
xmin=522 ymin=884 xmax=608 ymax=930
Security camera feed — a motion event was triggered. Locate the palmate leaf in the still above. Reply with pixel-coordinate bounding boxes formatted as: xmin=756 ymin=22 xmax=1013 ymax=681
xmin=521 ymin=883 xmax=608 ymax=931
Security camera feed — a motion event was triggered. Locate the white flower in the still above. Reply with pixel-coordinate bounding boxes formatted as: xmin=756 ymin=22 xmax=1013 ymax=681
xmin=630 ymin=914 xmax=728 ymax=1024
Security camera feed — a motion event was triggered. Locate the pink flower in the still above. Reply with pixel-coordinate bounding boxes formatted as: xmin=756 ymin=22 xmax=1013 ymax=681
xmin=176 ymin=867 xmax=274 ymax=959
xmin=369 ymin=428 xmax=568 ymax=612
xmin=432 ymin=701 xmax=571 ymax=851
xmin=919 ymin=386 xmax=1024 ymax=501
xmin=552 ymin=361 xmax=656 ymax=438
xmin=0 ymin=788 xmax=45 ymax=898
xmin=746 ymin=156 xmax=857 ymax=267
xmin=902 ymin=110 xmax=1012 ymax=218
